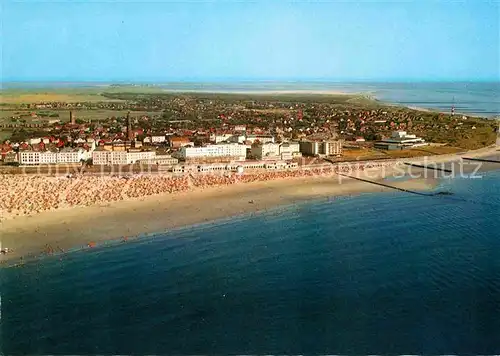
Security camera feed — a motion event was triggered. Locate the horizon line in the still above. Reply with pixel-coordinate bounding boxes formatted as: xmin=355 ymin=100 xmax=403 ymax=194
xmin=2 ymin=78 xmax=499 ymax=85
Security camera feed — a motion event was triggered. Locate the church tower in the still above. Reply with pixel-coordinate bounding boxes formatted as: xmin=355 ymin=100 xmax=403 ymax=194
xmin=496 ymin=120 xmax=500 ymax=147
xmin=126 ymin=112 xmax=133 ymax=141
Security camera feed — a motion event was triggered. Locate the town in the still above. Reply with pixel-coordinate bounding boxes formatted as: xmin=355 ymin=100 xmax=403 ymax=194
xmin=1 ymin=91 xmax=497 ymax=174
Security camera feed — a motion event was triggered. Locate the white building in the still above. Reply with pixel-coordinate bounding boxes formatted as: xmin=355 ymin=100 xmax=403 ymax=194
xmin=138 ymin=155 xmax=179 ymax=165
xmin=29 ymin=138 xmax=50 ymax=145
xmin=20 ymin=149 xmax=87 ymax=165
xmin=175 ymin=160 xmax=299 ymax=173
xmin=228 ymin=135 xmax=246 ymax=144
xmin=177 ymin=144 xmax=247 ymax=160
xmin=92 ymin=150 xmax=111 ymax=165
xmin=251 ymin=142 xmax=280 ymax=160
xmin=278 ymin=142 xmax=300 ymax=160
xmin=210 ymin=133 xmax=234 ymax=143
xmin=374 ymin=131 xmax=427 ymax=150
xmin=385 ymin=131 xmax=426 ymax=145
xmin=245 ymin=134 xmax=275 ymax=144
xmin=92 ymin=150 xmax=128 ymax=165
xmin=110 ymin=151 xmax=127 ymax=165
xmin=251 ymin=141 xmax=300 ymax=160
xmin=19 ymin=151 xmax=40 ymax=165
xmin=92 ymin=150 xmax=173 ymax=165
xmin=151 ymin=135 xmax=166 ymax=144
xmin=57 ymin=149 xmax=80 ymax=163
xmin=126 ymin=150 xmax=155 ymax=164
xmin=40 ymin=151 xmax=58 ymax=164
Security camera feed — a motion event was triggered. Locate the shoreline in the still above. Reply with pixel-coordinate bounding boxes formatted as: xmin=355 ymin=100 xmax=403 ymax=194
xmin=1 ymin=169 xmax=433 ymax=265
xmin=1 ymin=146 xmax=498 ymax=265
xmin=2 ymin=145 xmax=499 ymax=265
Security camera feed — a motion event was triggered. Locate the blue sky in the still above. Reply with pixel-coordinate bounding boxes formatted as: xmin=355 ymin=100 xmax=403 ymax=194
xmin=2 ymin=0 xmax=499 ymax=82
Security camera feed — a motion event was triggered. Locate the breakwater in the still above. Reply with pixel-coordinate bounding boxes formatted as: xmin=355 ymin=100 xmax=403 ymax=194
xmin=404 ymin=162 xmax=453 ymax=173
xmin=462 ymin=157 xmax=500 ymax=164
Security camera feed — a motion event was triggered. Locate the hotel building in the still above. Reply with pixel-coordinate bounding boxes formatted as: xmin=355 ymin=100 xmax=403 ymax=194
xmin=176 ymin=144 xmax=247 ymax=161
xmin=251 ymin=142 xmax=301 ymax=160
xmin=19 ymin=149 xmax=90 ymax=165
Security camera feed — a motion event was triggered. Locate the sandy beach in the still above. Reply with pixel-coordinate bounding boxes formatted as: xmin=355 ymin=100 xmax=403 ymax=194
xmin=1 ymin=145 xmax=498 ymax=264
xmin=0 ymin=172 xmax=433 ymax=264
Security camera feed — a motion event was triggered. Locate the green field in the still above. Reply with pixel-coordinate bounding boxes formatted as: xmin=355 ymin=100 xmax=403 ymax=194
xmin=0 ymin=109 xmax=161 ymax=125
xmin=0 ymin=85 xmax=177 ymax=104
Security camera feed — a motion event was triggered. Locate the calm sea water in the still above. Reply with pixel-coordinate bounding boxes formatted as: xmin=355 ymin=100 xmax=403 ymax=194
xmin=2 ymin=169 xmax=500 ymax=354
xmin=3 ymin=81 xmax=500 ymax=118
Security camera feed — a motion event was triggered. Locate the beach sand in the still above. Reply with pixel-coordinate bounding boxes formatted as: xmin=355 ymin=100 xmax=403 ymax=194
xmin=1 ymin=172 xmax=434 ymax=263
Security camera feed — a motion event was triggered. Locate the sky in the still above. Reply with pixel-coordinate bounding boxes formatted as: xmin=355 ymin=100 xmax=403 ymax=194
xmin=2 ymin=0 xmax=499 ymax=82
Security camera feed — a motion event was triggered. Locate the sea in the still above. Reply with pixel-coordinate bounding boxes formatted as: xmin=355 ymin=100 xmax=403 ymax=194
xmin=2 ymin=81 xmax=500 ymax=118
xmin=2 ymin=168 xmax=500 ymax=354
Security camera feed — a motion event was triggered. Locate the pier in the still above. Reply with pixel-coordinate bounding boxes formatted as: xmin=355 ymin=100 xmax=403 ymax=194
xmin=403 ymin=162 xmax=453 ymax=173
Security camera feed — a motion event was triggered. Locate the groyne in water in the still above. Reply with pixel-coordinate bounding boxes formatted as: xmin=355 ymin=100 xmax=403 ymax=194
xmin=403 ymin=162 xmax=453 ymax=173
xmin=337 ymin=173 xmax=436 ymax=196
xmin=462 ymin=157 xmax=500 ymax=164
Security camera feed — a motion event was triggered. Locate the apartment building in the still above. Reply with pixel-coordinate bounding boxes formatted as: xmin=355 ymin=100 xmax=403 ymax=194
xmin=19 ymin=151 xmax=41 ymax=165
xmin=251 ymin=142 xmax=280 ymax=159
xmin=57 ymin=149 xmax=80 ymax=163
xmin=92 ymin=150 xmax=111 ymax=165
xmin=20 ymin=149 xmax=88 ymax=165
xmin=39 ymin=151 xmax=58 ymax=164
xmin=126 ymin=150 xmax=155 ymax=164
xmin=151 ymin=135 xmax=166 ymax=144
xmin=111 ymin=151 xmax=127 ymax=165
xmin=251 ymin=141 xmax=300 ymax=160
xmin=299 ymin=140 xmax=343 ymax=157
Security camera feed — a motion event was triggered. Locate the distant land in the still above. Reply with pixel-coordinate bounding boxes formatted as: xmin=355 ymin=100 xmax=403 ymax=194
xmin=1 ymin=81 xmax=499 ymax=118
